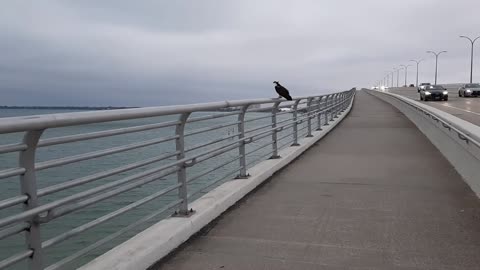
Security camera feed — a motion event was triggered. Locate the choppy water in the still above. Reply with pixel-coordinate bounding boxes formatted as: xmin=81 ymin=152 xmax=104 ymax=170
xmin=0 ymin=108 xmax=309 ymax=269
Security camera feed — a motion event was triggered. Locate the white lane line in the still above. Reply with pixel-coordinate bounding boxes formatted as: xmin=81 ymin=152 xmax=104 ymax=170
xmin=440 ymin=104 xmax=480 ymax=116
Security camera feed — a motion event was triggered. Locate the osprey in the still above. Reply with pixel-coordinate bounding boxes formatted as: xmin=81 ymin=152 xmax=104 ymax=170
xmin=273 ymin=81 xmax=293 ymax=100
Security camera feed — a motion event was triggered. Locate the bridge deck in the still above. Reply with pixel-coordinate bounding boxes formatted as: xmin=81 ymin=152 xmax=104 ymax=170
xmin=157 ymin=91 xmax=480 ymax=270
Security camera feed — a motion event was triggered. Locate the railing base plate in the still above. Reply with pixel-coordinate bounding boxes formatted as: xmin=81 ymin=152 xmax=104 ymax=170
xmin=172 ymin=209 xmax=196 ymax=217
xmin=235 ymin=174 xmax=250 ymax=179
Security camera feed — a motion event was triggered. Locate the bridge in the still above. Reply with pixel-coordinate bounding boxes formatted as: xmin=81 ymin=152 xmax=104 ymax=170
xmin=1 ymin=88 xmax=480 ymax=270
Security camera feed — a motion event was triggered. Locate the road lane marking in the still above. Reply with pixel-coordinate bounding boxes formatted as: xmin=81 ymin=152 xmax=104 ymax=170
xmin=440 ymin=104 xmax=480 ymax=116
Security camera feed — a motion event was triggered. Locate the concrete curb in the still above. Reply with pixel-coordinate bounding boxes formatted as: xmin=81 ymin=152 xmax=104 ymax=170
xmin=366 ymin=90 xmax=480 ymax=197
xmin=78 ymin=95 xmax=355 ymax=270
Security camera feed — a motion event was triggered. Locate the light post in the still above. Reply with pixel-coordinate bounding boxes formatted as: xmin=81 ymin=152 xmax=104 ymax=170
xmin=400 ymin=64 xmax=411 ymax=87
xmin=394 ymin=67 xmax=400 ymax=87
xmin=391 ymin=71 xmax=394 ymax=88
xmin=409 ymin=59 xmax=423 ymax=87
xmin=426 ymin=50 xmax=447 ymax=84
xmin=459 ymin=35 xmax=480 ymax=83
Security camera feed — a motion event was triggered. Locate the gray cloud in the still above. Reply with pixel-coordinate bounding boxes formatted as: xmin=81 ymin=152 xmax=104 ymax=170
xmin=1 ymin=0 xmax=480 ymax=106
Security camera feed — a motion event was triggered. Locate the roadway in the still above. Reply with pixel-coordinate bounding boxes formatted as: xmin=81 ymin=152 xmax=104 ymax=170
xmin=388 ymin=86 xmax=480 ymax=126
xmin=154 ymin=91 xmax=480 ymax=269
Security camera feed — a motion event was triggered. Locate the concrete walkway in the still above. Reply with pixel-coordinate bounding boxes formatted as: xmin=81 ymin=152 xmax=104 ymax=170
xmin=156 ymin=91 xmax=480 ymax=270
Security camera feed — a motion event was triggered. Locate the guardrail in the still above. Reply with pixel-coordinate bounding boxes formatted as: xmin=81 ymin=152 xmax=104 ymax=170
xmin=0 ymin=89 xmax=354 ymax=270
xmin=366 ymin=89 xmax=480 ymax=195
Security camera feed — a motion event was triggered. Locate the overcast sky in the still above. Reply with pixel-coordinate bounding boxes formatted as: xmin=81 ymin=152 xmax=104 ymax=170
xmin=1 ymin=0 xmax=480 ymax=106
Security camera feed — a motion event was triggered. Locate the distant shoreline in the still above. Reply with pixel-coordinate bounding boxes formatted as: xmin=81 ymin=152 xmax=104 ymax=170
xmin=0 ymin=106 xmax=139 ymax=110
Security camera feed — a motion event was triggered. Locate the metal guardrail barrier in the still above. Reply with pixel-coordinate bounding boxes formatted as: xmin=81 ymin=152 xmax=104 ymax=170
xmin=0 ymin=89 xmax=354 ymax=270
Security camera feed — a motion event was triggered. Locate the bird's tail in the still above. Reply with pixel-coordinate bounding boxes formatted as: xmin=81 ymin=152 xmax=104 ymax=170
xmin=286 ymin=94 xmax=293 ymax=101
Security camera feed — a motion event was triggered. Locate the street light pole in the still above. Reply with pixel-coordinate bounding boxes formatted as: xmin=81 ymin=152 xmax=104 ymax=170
xmin=459 ymin=35 xmax=480 ymax=83
xmin=391 ymin=71 xmax=394 ymax=88
xmin=426 ymin=50 xmax=447 ymax=85
xmin=409 ymin=59 xmax=423 ymax=87
xmin=395 ymin=68 xmax=400 ymax=87
xmin=400 ymin=64 xmax=411 ymax=87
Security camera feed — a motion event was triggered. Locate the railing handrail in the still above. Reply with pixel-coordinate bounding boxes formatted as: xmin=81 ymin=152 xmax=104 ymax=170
xmin=0 ymin=94 xmax=337 ymax=134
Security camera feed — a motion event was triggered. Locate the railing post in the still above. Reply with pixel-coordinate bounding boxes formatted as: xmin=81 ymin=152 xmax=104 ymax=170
xmin=324 ymin=95 xmax=330 ymax=126
xmin=291 ymin=99 xmax=301 ymax=146
xmin=175 ymin=112 xmax=192 ymax=216
xmin=19 ymin=130 xmax=44 ymax=270
xmin=334 ymin=93 xmax=340 ymax=118
xmin=270 ymin=101 xmax=281 ymax=159
xmin=316 ymin=96 xmax=323 ymax=130
xmin=306 ymin=97 xmax=314 ymax=137
xmin=330 ymin=94 xmax=336 ymax=121
xmin=236 ymin=105 xmax=250 ymax=178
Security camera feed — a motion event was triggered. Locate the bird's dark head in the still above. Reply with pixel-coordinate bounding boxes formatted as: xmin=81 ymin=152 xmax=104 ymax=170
xmin=273 ymin=81 xmax=279 ymax=85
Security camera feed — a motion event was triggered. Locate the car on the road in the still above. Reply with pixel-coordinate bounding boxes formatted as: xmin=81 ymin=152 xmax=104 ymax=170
xmin=420 ymin=85 xmax=448 ymax=101
xmin=458 ymin=83 xmax=480 ymax=97
xmin=418 ymin=82 xmax=431 ymax=92
xmin=409 ymin=84 xmax=415 ymax=87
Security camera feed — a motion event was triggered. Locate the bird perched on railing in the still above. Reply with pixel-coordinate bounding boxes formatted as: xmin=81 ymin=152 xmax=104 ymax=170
xmin=273 ymin=81 xmax=293 ymax=100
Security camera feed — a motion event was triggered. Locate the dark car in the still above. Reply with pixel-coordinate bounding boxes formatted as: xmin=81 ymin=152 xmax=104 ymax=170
xmin=458 ymin=83 xmax=480 ymax=97
xmin=420 ymin=85 xmax=448 ymax=101
xmin=418 ymin=82 xmax=431 ymax=92
xmin=409 ymin=84 xmax=415 ymax=87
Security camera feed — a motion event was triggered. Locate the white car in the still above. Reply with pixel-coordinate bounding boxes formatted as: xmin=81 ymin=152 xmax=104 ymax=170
xmin=417 ymin=83 xmax=431 ymax=93
xmin=458 ymin=83 xmax=480 ymax=97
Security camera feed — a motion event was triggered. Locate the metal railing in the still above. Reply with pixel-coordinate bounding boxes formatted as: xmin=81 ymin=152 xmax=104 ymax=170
xmin=0 ymin=89 xmax=354 ymax=270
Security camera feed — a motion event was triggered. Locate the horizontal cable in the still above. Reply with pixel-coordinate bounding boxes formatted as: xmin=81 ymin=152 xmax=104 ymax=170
xmin=298 ymin=123 xmax=310 ymax=133
xmin=245 ymin=150 xmax=274 ymax=169
xmin=0 ymin=223 xmax=29 ymax=241
xmin=193 ymin=144 xmax=239 ymax=164
xmin=245 ymin=140 xmax=273 ymax=156
xmin=251 ymin=130 xmax=274 ymax=142
xmin=244 ymin=113 xmax=273 ymax=123
xmin=38 ymin=120 xmax=180 ymax=147
xmin=45 ymin=168 xmax=179 ymax=221
xmin=278 ymin=138 xmax=295 ymax=151
xmin=0 ymin=143 xmax=26 ymax=154
xmin=185 ymin=132 xmax=241 ymax=153
xmin=0 ymin=158 xmax=184 ymax=227
xmin=187 ymin=155 xmax=242 ymax=184
xmin=244 ymin=117 xmax=293 ymax=135
xmin=186 ymin=111 xmax=240 ymax=123
xmin=276 ymin=131 xmax=294 ymax=142
xmin=187 ymin=167 xmax=240 ymax=199
xmin=244 ymin=110 xmax=293 ymax=123
xmin=38 ymin=151 xmax=178 ymax=197
xmin=244 ymin=122 xmax=274 ymax=135
xmin=184 ymin=121 xmax=240 ymax=137
xmin=42 ymin=183 xmax=181 ymax=249
xmin=0 ymin=250 xmax=33 ymax=270
xmin=244 ymin=107 xmax=275 ymax=113
xmin=44 ymin=199 xmax=182 ymax=270
xmin=0 ymin=167 xmax=25 ymax=180
xmin=36 ymin=135 xmax=178 ymax=171
xmin=0 ymin=195 xmax=28 ymax=211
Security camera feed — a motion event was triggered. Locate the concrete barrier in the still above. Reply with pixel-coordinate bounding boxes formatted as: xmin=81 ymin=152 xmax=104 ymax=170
xmin=78 ymin=95 xmax=356 ymax=270
xmin=367 ymin=90 xmax=480 ymax=197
